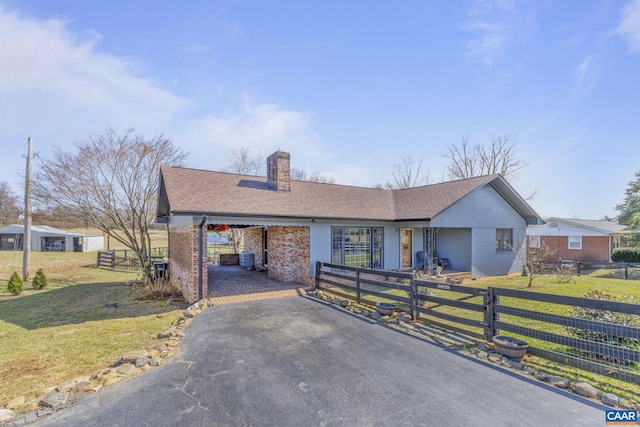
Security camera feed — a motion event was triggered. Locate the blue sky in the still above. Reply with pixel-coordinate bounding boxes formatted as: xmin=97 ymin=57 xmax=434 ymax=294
xmin=1 ymin=1 xmax=639 ymax=220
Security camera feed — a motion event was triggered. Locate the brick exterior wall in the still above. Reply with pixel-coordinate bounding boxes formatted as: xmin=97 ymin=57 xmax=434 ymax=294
xmin=243 ymin=228 xmax=264 ymax=267
xmin=169 ymin=224 xmax=208 ymax=303
xmin=242 ymin=226 xmax=313 ymax=285
xmin=266 ymin=151 xmax=291 ymax=192
xmin=268 ymin=226 xmax=311 ymax=283
xmin=540 ymin=235 xmax=611 ymax=262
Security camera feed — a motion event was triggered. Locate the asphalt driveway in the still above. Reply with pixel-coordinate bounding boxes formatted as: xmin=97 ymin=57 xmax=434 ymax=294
xmin=36 ymin=296 xmax=605 ymax=426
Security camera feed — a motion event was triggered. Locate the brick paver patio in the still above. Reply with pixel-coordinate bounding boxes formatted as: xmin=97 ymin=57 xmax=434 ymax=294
xmin=207 ymin=265 xmax=306 ymax=305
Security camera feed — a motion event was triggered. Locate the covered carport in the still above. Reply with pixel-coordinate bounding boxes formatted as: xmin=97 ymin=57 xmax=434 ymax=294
xmin=207 ymin=265 xmax=305 ymax=302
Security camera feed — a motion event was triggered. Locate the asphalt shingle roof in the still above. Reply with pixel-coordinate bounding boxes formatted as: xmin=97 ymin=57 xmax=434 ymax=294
xmin=158 ymin=166 xmax=499 ymax=222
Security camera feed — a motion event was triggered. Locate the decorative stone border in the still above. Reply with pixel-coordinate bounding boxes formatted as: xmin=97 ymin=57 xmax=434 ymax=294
xmin=1 ymin=299 xmax=211 ymax=426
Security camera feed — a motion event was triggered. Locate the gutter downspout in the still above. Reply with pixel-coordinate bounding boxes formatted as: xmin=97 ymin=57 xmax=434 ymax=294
xmin=198 ymin=215 xmax=207 ymax=300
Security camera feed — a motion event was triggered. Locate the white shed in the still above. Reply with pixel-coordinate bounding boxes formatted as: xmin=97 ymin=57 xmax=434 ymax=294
xmin=0 ymin=224 xmax=104 ymax=252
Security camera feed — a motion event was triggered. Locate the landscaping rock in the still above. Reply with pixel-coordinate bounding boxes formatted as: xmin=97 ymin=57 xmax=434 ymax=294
xmin=40 ymin=391 xmax=69 ymax=409
xmin=549 ymin=376 xmax=571 ymax=389
xmin=37 ymin=408 xmax=54 ymax=418
xmin=150 ymin=356 xmax=162 ymax=367
xmin=369 ymin=311 xmax=381 ymax=320
xmin=601 ymin=393 xmax=620 ymax=407
xmin=103 ymin=376 xmax=123 ymax=387
xmin=73 ymin=381 xmax=94 ymax=394
xmin=6 ymin=396 xmax=25 ymax=410
xmin=397 ymin=313 xmax=412 ymax=322
xmin=340 ymin=299 xmax=350 ymax=308
xmin=57 ymin=379 xmax=78 ymax=392
xmin=505 ymin=359 xmax=525 ymax=370
xmin=535 ymin=372 xmax=549 ymax=382
xmin=121 ymin=350 xmax=148 ymax=364
xmin=477 ymin=343 xmax=491 ymax=352
xmin=488 ymin=354 xmax=502 ymax=363
xmin=573 ymin=381 xmax=601 ymax=399
xmin=0 ymin=409 xmax=16 ymax=423
xmin=476 ymin=351 xmax=489 ymax=360
xmin=379 ymin=315 xmax=391 ymax=323
xmin=135 ymin=357 xmax=151 ymax=368
xmin=522 ymin=367 xmax=535 ymax=376
xmin=353 ymin=308 xmax=364 ymax=315
xmin=116 ymin=364 xmax=138 ymax=376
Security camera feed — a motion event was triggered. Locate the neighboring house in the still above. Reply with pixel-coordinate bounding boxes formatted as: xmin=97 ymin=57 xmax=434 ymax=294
xmin=157 ymin=150 xmax=543 ymax=302
xmin=0 ymin=224 xmax=104 ymax=252
xmin=526 ymin=217 xmax=632 ymax=263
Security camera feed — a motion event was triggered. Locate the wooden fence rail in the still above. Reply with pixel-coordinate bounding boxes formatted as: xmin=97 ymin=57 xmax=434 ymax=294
xmin=316 ymin=261 xmax=640 ymax=385
xmin=97 ymin=247 xmax=167 ymax=271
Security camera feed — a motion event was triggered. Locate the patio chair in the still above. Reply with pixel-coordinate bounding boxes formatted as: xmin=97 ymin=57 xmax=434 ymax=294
xmin=434 ymin=252 xmax=451 ymax=270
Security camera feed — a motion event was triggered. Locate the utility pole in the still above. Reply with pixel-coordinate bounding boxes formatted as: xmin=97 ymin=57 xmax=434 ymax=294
xmin=23 ymin=137 xmax=33 ymax=282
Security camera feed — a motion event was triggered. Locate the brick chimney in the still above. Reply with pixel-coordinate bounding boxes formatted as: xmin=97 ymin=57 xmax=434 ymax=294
xmin=266 ymin=151 xmax=291 ymax=192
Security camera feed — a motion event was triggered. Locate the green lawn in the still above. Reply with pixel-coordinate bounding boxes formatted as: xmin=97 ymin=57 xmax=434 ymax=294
xmin=0 ymin=250 xmax=182 ymax=408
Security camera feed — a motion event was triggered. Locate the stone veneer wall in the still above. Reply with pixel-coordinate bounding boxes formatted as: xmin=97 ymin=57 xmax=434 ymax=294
xmin=169 ymin=224 xmax=208 ymax=302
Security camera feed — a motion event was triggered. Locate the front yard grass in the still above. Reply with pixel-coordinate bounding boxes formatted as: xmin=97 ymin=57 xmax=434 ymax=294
xmin=0 ymin=251 xmax=182 ymax=408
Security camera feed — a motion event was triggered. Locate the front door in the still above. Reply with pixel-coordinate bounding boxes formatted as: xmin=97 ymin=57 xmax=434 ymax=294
xmin=400 ymin=229 xmax=413 ymax=269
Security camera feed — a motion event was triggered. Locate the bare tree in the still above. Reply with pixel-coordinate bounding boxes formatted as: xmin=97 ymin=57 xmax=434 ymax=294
xmin=444 ymin=134 xmax=527 ymax=182
xmin=0 ymin=182 xmax=20 ymax=225
xmin=227 ymin=146 xmax=264 ymax=176
xmin=516 ymin=237 xmax=555 ymax=287
xmin=291 ymin=167 xmax=335 ymax=184
xmin=32 ymin=128 xmax=187 ymax=284
xmin=386 ymin=158 xmax=431 ymax=189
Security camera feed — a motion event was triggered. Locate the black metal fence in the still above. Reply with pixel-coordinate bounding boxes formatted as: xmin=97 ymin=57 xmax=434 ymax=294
xmin=316 ymin=261 xmax=640 ymax=386
xmin=97 ymin=247 xmax=167 ymax=271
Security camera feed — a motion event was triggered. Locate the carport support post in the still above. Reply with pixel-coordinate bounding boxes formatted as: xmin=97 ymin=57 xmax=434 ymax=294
xmin=198 ymin=215 xmax=207 ymax=300
xmin=315 ymin=261 xmax=321 ymax=289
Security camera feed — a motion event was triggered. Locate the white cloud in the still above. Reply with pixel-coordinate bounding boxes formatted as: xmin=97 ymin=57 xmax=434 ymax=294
xmin=181 ymin=101 xmax=318 ymax=169
xmin=573 ymin=56 xmax=597 ymax=97
xmin=461 ymin=0 xmax=533 ymax=67
xmin=0 ymin=7 xmax=340 ymax=192
xmin=617 ymin=0 xmax=640 ymax=53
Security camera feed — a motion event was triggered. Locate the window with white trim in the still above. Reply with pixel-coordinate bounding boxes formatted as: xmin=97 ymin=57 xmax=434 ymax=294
xmin=568 ymin=236 xmax=582 ymax=250
xmin=613 ymin=235 xmax=621 ymax=249
xmin=496 ymin=228 xmax=513 ymax=252
xmin=529 ymin=235 xmax=540 ymax=248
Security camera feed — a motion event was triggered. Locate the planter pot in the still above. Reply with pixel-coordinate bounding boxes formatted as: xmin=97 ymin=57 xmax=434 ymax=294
xmin=492 ymin=336 xmax=528 ymax=362
xmin=376 ymin=302 xmax=395 ymax=316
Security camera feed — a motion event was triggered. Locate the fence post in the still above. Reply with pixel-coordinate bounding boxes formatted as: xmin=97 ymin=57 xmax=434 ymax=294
xmin=315 ymin=261 xmax=321 ymax=289
xmin=409 ymin=276 xmax=418 ymax=321
xmin=625 ymin=263 xmax=629 ymax=280
xmin=484 ymin=287 xmax=498 ymax=341
xmin=356 ymin=268 xmax=361 ymax=304
xmin=110 ymin=250 xmax=115 ymax=269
